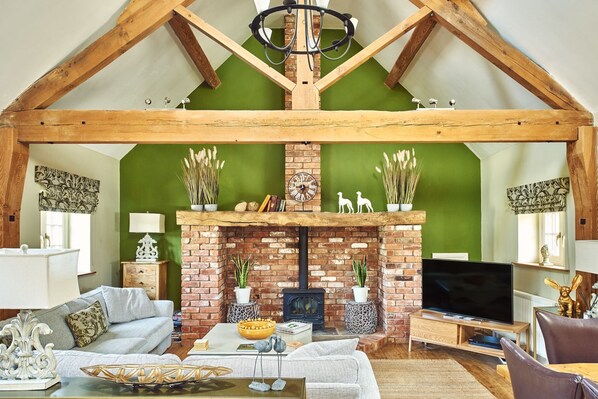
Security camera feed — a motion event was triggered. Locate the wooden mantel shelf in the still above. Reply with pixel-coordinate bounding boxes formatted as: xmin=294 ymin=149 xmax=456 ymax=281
xmin=176 ymin=210 xmax=426 ymax=227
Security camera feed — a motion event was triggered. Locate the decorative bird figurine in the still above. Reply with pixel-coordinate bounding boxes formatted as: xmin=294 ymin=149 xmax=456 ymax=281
xmin=249 ymin=339 xmax=272 ymax=392
xmin=271 ymin=335 xmax=287 ymax=391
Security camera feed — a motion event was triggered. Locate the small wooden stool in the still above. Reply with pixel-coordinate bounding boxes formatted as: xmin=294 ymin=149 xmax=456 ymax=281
xmin=227 ymin=301 xmax=260 ymax=323
xmin=345 ymin=301 xmax=377 ymax=334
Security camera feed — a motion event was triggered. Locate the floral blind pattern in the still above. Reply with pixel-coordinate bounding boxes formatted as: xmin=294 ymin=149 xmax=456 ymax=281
xmin=506 ymin=177 xmax=569 ymax=215
xmin=34 ymin=166 xmax=100 ymax=214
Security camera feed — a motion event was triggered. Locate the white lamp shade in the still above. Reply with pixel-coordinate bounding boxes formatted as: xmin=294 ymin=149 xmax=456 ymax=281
xmin=0 ymin=249 xmax=80 ymax=309
xmin=129 ymin=213 xmax=165 ymax=234
xmin=575 ymin=240 xmax=598 ymax=273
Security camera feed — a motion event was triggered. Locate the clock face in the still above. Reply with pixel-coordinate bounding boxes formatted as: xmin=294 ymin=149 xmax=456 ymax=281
xmin=288 ymin=172 xmax=318 ymax=203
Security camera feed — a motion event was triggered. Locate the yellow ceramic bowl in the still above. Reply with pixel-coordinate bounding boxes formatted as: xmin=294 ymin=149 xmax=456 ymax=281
xmin=237 ymin=319 xmax=276 ymax=340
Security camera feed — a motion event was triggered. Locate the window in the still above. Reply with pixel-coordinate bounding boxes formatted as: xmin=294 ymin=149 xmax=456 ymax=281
xmin=517 ymin=211 xmax=566 ymax=267
xmin=41 ymin=211 xmax=91 ymax=274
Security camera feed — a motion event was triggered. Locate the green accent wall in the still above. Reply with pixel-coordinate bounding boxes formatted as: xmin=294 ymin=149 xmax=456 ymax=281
xmin=120 ymin=31 xmax=481 ymax=310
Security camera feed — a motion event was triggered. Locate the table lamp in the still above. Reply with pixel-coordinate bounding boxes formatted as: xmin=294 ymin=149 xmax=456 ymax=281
xmin=129 ymin=213 xmax=165 ymax=262
xmin=0 ymin=246 xmax=80 ymax=390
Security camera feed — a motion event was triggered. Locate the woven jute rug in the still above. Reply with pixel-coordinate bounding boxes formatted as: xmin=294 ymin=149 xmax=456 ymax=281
xmin=370 ymin=359 xmax=496 ymax=398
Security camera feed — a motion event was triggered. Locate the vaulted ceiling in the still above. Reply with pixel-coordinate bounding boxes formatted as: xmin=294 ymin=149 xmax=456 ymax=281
xmin=2 ymin=0 xmax=597 ymax=158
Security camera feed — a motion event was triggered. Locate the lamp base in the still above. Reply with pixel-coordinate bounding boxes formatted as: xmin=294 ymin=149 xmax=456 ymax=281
xmin=135 ymin=233 xmax=159 ymax=262
xmin=0 ymin=375 xmax=60 ymax=391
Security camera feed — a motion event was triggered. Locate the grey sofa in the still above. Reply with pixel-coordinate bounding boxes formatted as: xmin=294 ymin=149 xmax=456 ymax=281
xmin=1 ymin=287 xmax=174 ymax=355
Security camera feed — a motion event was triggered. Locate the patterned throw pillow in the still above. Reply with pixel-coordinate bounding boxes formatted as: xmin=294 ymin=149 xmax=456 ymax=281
xmin=66 ymin=301 xmax=108 ymax=347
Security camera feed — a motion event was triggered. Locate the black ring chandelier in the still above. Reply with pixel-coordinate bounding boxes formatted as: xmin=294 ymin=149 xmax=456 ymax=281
xmin=249 ymin=0 xmax=358 ymax=67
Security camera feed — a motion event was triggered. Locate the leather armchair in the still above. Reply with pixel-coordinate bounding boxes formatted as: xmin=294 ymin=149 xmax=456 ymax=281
xmin=536 ymin=310 xmax=598 ymax=363
xmin=500 ymin=338 xmax=582 ymax=399
xmin=582 ymin=378 xmax=598 ymax=399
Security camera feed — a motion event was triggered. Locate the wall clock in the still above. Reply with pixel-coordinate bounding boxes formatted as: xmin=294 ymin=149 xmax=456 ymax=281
xmin=287 ymin=172 xmax=319 ymax=205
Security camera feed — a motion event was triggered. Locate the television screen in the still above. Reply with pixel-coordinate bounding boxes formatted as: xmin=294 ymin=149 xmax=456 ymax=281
xmin=422 ymin=258 xmax=513 ymax=324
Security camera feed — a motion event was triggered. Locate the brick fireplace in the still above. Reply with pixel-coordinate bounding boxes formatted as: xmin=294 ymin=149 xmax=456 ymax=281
xmin=177 ymin=212 xmax=424 ymax=343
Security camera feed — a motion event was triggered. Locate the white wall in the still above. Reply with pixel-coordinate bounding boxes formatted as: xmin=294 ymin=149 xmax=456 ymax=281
xmin=481 ymin=142 xmax=576 ymax=299
xmin=20 ymin=144 xmax=120 ymax=293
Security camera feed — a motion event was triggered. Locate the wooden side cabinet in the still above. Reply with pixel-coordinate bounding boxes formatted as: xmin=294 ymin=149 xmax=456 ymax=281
xmin=121 ymin=260 xmax=168 ymax=300
xmin=409 ymin=310 xmax=530 ymax=358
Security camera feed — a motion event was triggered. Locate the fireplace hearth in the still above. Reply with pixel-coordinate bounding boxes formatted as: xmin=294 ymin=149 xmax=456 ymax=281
xmin=282 ymin=226 xmax=325 ymax=329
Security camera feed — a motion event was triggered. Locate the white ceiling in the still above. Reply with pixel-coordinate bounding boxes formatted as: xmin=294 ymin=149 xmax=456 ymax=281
xmin=2 ymin=0 xmax=596 ymax=160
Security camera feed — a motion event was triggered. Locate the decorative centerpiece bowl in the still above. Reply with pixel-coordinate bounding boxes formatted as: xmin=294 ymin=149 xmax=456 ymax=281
xmin=237 ymin=318 xmax=276 ymax=340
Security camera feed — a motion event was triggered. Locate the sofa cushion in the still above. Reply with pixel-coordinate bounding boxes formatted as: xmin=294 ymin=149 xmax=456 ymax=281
xmin=80 ymin=287 xmax=109 ymax=323
xmin=107 ymin=317 xmax=173 ymax=353
xmin=35 ymin=304 xmax=76 ymax=350
xmin=54 ymin=350 xmax=181 ymax=378
xmin=183 ymin=354 xmax=360 ymax=384
xmin=286 ymin=338 xmax=359 ymax=358
xmin=66 ymin=301 xmax=108 ymax=347
xmin=72 ymin=336 xmax=148 ymax=354
xmin=101 ymin=286 xmax=156 ymax=323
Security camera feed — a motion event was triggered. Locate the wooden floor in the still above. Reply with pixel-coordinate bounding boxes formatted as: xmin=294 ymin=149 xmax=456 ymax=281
xmin=167 ymin=340 xmax=513 ymax=398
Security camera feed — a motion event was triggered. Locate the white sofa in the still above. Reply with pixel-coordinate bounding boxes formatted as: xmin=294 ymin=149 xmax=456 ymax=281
xmin=0 ymin=287 xmax=174 ymax=355
xmin=52 ymin=339 xmax=380 ymax=399
xmin=183 ymin=339 xmax=380 ymax=399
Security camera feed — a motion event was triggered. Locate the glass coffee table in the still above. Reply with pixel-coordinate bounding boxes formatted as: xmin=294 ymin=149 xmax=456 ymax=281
xmin=187 ymin=323 xmax=312 ymax=356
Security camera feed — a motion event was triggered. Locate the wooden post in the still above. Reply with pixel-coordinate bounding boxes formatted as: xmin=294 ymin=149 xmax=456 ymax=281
xmin=567 ymin=126 xmax=598 ymax=310
xmin=0 ymin=128 xmax=29 ymax=248
xmin=290 ymin=3 xmax=320 ymax=110
xmin=0 ymin=128 xmax=28 ymax=321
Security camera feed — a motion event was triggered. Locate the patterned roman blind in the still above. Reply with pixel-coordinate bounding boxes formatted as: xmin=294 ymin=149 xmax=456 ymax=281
xmin=34 ymin=166 xmax=100 ymax=214
xmin=506 ymin=177 xmax=569 ymax=215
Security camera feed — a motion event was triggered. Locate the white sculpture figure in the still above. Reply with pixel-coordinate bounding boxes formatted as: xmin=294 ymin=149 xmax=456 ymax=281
xmin=337 ymin=192 xmax=354 ymax=213
xmin=356 ymin=191 xmax=374 ymax=213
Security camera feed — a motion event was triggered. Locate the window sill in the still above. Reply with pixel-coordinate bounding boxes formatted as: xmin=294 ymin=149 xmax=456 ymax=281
xmin=77 ymin=271 xmax=96 ymax=277
xmin=513 ymin=262 xmax=569 ymax=273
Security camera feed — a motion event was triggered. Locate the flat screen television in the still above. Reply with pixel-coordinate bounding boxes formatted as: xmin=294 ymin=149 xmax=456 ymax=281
xmin=422 ymin=258 xmax=514 ymax=324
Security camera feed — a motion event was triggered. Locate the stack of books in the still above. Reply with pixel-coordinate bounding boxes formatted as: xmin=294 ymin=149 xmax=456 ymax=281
xmin=257 ymin=194 xmax=286 ymax=212
xmin=276 ymin=321 xmax=311 ymax=334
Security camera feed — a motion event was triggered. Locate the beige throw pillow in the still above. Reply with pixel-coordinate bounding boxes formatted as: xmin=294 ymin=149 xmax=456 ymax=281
xmin=66 ymin=301 xmax=108 ymax=347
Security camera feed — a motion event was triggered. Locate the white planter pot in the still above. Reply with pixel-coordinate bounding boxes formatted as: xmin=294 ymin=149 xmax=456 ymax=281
xmin=352 ymin=286 xmax=369 ymax=303
xmin=400 ymin=204 xmax=413 ymax=211
xmin=235 ymin=287 xmax=252 ymax=304
xmin=204 ymin=204 xmax=218 ymax=212
xmin=191 ymin=204 xmax=204 ymax=211
xmin=386 ymin=204 xmax=400 ymax=212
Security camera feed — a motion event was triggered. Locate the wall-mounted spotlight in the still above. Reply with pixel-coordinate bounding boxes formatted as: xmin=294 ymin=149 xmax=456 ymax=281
xmin=449 ymin=99 xmax=456 ymax=109
xmin=412 ymin=98 xmax=421 ymax=110
xmin=181 ymin=98 xmax=191 ymax=110
xmin=429 ymin=98 xmax=438 ymax=108
xmin=164 ymin=97 xmax=171 ymax=107
xmin=144 ymin=98 xmax=152 ymax=110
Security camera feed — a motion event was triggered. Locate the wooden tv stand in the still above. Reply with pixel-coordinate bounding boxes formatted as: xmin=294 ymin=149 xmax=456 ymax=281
xmin=409 ymin=310 xmax=530 ymax=358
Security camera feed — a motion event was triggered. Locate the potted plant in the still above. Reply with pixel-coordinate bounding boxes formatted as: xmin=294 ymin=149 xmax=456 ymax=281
xmin=232 ymin=254 xmax=253 ymax=304
xmin=202 ymin=146 xmax=224 ymax=211
xmin=352 ymin=256 xmax=369 ymax=302
xmin=181 ymin=148 xmax=203 ymax=211
xmin=181 ymin=146 xmax=225 ymax=211
xmin=398 ymin=148 xmax=421 ymax=211
xmin=375 ymin=152 xmax=400 ymax=212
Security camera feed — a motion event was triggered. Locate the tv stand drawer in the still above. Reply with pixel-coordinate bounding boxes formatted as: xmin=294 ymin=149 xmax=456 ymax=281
xmin=410 ymin=317 xmax=458 ymax=345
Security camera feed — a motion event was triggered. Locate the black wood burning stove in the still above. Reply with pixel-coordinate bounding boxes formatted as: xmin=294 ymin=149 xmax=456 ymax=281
xmin=282 ymin=226 xmax=325 ymax=330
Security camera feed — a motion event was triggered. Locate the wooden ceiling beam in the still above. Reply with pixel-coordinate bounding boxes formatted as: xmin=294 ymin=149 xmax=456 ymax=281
xmin=3 ymin=109 xmax=590 ymax=144
xmin=174 ymin=6 xmax=295 ymax=92
xmin=411 ymin=0 xmax=586 ymax=111
xmin=385 ymin=16 xmax=437 ymax=89
xmin=5 ymin=0 xmax=195 ymax=112
xmin=169 ymin=14 xmax=220 ymax=89
xmin=315 ymin=7 xmax=433 ymax=93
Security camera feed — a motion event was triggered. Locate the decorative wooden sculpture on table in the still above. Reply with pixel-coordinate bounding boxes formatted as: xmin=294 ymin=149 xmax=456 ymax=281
xmin=544 ymin=274 xmax=583 ymax=317
xmin=249 ymin=335 xmax=286 ymax=392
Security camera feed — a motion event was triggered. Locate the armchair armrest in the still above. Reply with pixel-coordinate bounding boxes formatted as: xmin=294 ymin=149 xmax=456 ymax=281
xmin=152 ymin=300 xmax=174 ymax=318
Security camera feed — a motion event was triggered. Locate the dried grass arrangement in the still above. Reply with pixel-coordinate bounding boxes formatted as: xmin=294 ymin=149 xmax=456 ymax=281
xmin=376 ymin=148 xmax=422 ymax=205
xmin=181 ymin=146 xmax=225 ymax=206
